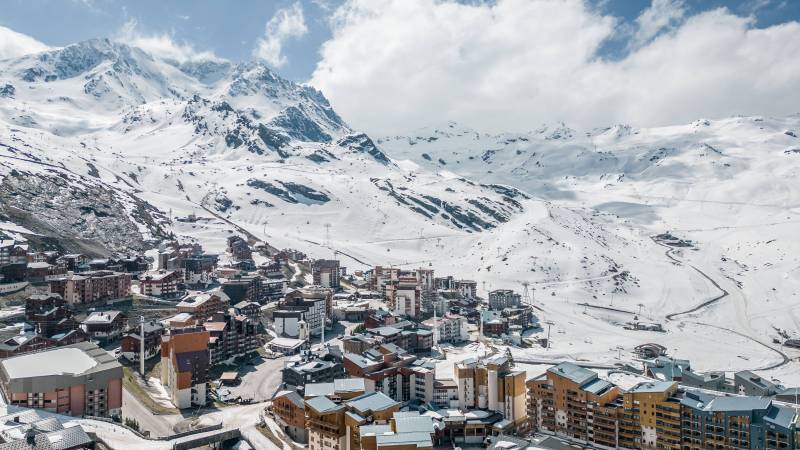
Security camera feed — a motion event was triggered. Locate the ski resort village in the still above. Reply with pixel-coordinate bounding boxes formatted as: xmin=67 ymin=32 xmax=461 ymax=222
xmin=0 ymin=4 xmax=800 ymax=449
xmin=0 ymin=217 xmax=799 ymax=450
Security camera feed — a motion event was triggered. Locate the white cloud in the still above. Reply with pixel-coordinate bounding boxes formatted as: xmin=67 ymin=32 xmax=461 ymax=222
xmin=631 ymin=0 xmax=686 ymax=48
xmin=254 ymin=2 xmax=308 ymax=68
xmin=115 ymin=19 xmax=223 ymax=63
xmin=310 ymin=0 xmax=800 ymax=135
xmin=0 ymin=26 xmax=50 ymax=60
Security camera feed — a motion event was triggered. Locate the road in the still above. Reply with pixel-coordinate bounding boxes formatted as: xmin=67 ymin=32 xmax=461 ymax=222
xmin=122 ymin=388 xmax=181 ymax=438
xmin=650 ymin=235 xmax=791 ymax=371
xmin=228 ymin=355 xmax=287 ymax=402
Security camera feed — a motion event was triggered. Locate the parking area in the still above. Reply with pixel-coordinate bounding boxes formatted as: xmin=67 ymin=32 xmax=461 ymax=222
xmin=222 ymin=354 xmax=287 ymax=402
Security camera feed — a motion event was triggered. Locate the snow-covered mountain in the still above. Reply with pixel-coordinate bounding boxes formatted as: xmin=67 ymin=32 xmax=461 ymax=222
xmin=1 ymin=38 xmax=799 ymax=384
xmin=0 ymin=39 xmax=533 ymax=253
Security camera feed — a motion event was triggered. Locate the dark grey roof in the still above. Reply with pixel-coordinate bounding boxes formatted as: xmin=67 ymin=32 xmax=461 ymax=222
xmin=174 ymin=350 xmax=209 ymax=372
xmin=369 ymin=326 xmax=401 ymax=337
xmin=0 ymin=425 xmax=93 ymax=450
xmin=581 ymin=378 xmax=614 ymax=396
xmin=645 ymin=356 xmax=691 ymax=381
xmin=344 ymin=352 xmax=377 ymax=370
xmin=764 ymin=404 xmax=796 ymax=429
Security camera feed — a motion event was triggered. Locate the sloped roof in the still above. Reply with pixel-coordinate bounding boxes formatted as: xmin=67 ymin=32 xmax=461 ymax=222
xmin=547 ymin=362 xmax=596 ymax=386
xmin=346 ymin=392 xmax=398 ymax=414
xmin=305 ymin=395 xmax=344 ymax=414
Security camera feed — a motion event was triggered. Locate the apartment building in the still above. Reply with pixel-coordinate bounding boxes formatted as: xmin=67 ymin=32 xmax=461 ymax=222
xmin=220 ymin=273 xmax=264 ymax=304
xmin=528 ymin=362 xmax=800 ymax=450
xmin=343 ymin=345 xmax=436 ymax=404
xmin=79 ymin=310 xmax=127 ymax=343
xmin=120 ymin=320 xmax=164 ymax=362
xmin=283 ymin=350 xmax=345 ymax=388
xmin=0 ymin=341 xmax=122 ymax=417
xmin=488 ymin=289 xmax=522 ymax=310
xmin=304 ymin=378 xmax=369 ymax=402
xmin=274 ymin=287 xmax=331 ymax=338
xmin=454 ymin=354 xmax=528 ymax=433
xmin=312 ymin=259 xmax=341 ymax=289
xmin=49 ymin=270 xmax=131 ymax=305
xmin=273 ymin=390 xmax=307 ymax=443
xmin=25 ymin=293 xmax=78 ymax=338
xmin=306 ymin=395 xmax=348 ymax=450
xmin=421 ymin=313 xmax=469 ymax=344
xmin=226 ymin=235 xmax=252 ymax=262
xmin=160 ymin=327 xmax=210 ymax=409
xmin=680 ymin=391 xmax=796 ymax=450
xmin=233 ymin=300 xmax=261 ymax=322
xmin=389 ymin=276 xmax=422 ymax=319
xmin=202 ymin=311 xmax=257 ymax=366
xmin=176 ymin=290 xmax=229 ymax=323
xmin=302 ymin=384 xmax=435 ymax=450
xmin=139 ymin=269 xmax=183 ymax=298
xmin=527 ymin=362 xmax=622 ymax=448
xmin=619 ymin=381 xmax=682 ymax=449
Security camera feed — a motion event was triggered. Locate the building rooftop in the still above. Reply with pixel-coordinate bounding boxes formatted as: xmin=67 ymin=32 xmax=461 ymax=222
xmin=273 ymin=390 xmax=304 ymax=409
xmin=705 ymin=396 xmax=772 ymax=412
xmin=0 ymin=342 xmax=120 ymax=379
xmin=305 ymin=395 xmax=344 ymax=414
xmin=346 ymin=392 xmax=399 ymax=415
xmin=645 ymin=356 xmax=691 ymax=381
xmin=359 ymin=424 xmax=392 ymax=437
xmin=629 ymin=381 xmax=677 ymax=394
xmin=547 ymin=362 xmax=596 ymax=387
xmin=764 ymin=404 xmax=797 ymax=429
xmin=344 ymin=352 xmax=378 ymax=370
xmin=81 ymin=311 xmax=123 ymax=324
xmin=394 ymin=415 xmax=434 ymax=434
xmin=370 ymin=326 xmax=401 ymax=337
xmin=305 ymin=382 xmax=335 ymax=398
xmin=139 ymin=270 xmax=176 ymax=281
xmin=269 ymin=337 xmax=307 ymax=349
xmin=375 ymin=431 xmax=433 ymax=448
xmin=581 ymin=378 xmax=614 ymax=396
xmin=334 ymin=377 xmax=366 ymax=393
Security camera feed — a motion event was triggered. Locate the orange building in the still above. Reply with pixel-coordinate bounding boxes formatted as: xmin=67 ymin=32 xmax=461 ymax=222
xmin=527 ymin=362 xmax=622 ymax=448
xmin=160 ymin=327 xmax=210 ymax=409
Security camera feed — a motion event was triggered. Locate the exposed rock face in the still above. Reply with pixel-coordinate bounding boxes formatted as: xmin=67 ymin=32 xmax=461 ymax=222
xmin=0 ymin=172 xmax=169 ymax=253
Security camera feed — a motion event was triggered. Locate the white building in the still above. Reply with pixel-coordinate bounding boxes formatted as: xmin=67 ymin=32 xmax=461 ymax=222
xmin=422 ymin=313 xmax=469 ymax=344
xmin=273 ymin=296 xmax=325 ymax=338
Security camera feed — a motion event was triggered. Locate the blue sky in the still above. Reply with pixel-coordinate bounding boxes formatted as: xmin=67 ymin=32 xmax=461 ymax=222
xmin=2 ymin=0 xmax=797 ymax=82
xmin=1 ymin=0 xmax=799 ymax=133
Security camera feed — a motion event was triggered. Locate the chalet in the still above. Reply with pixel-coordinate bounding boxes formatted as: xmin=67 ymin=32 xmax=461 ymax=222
xmin=80 ymin=311 xmax=127 ymax=343
xmin=233 ymin=300 xmax=261 ymax=322
xmin=139 ymin=270 xmax=184 ymax=298
xmin=121 ymin=321 xmax=164 ymax=362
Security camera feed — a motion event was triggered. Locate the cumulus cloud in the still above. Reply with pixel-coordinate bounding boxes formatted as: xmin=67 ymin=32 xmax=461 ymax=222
xmin=310 ymin=0 xmax=800 ymax=134
xmin=115 ymin=19 xmax=223 ymax=63
xmin=254 ymin=2 xmax=308 ymax=68
xmin=0 ymin=26 xmax=50 ymax=60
